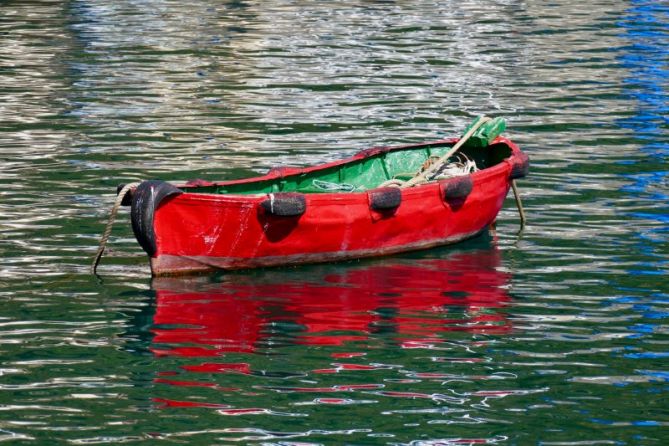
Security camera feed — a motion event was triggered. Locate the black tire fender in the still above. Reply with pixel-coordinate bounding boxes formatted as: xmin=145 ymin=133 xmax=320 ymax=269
xmin=260 ymin=192 xmax=306 ymax=217
xmin=441 ymin=175 xmax=473 ymax=200
xmin=368 ymin=187 xmax=402 ymax=211
xmin=131 ymin=180 xmax=183 ymax=257
xmin=509 ymin=152 xmax=530 ymax=179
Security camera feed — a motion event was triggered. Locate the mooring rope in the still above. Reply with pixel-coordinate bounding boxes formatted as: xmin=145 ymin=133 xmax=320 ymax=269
xmin=380 ymin=116 xmax=492 ymax=189
xmin=511 ymin=179 xmax=527 ymax=228
xmin=91 ymin=182 xmax=140 ymax=275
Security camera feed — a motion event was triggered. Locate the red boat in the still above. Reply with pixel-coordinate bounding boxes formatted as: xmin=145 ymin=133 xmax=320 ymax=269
xmin=120 ymin=133 xmax=528 ymax=276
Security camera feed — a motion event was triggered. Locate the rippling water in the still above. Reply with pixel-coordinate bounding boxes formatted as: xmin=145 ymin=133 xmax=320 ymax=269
xmin=1 ymin=0 xmax=667 ymax=444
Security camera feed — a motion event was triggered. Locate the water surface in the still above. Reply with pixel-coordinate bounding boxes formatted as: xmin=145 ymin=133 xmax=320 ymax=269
xmin=0 ymin=0 xmax=667 ymax=444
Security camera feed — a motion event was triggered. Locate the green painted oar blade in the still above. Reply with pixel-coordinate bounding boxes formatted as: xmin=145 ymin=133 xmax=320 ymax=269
xmin=462 ymin=116 xmax=506 ymax=148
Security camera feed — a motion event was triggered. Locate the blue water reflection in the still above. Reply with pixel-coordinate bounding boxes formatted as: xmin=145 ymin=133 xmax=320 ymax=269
xmin=617 ymin=1 xmax=669 ymax=187
xmin=616 ymin=2 xmax=669 ymax=281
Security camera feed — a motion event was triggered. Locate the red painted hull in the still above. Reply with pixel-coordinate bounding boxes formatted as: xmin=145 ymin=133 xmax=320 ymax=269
xmin=145 ymin=137 xmax=526 ymax=275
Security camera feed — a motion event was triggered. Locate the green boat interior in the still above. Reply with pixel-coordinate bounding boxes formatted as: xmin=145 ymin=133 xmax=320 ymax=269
xmin=182 ymin=141 xmax=513 ymax=195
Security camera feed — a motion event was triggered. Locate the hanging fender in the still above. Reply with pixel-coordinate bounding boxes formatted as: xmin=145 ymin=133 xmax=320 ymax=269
xmin=131 ymin=180 xmax=183 ymax=257
xmin=368 ymin=187 xmax=402 ymax=211
xmin=509 ymin=152 xmax=530 ymax=179
xmin=260 ymin=192 xmax=307 ymax=217
xmin=440 ymin=175 xmax=473 ymax=201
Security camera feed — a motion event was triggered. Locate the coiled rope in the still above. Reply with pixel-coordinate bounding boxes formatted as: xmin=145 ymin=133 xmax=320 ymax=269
xmin=311 ymin=179 xmax=359 ymax=192
xmin=378 ymin=115 xmax=526 ymax=227
xmin=91 ymin=182 xmax=140 ymax=275
xmin=380 ymin=116 xmax=492 ymax=189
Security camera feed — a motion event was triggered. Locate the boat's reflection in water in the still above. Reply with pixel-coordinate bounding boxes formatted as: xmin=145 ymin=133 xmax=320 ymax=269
xmin=149 ymin=243 xmax=512 ymax=379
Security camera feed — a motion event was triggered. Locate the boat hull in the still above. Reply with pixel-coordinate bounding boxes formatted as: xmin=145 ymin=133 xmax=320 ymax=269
xmin=134 ymin=137 xmax=526 ymax=276
xmin=150 ymin=229 xmax=486 ymax=275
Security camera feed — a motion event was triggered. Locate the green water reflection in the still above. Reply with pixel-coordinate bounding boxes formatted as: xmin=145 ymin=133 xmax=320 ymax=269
xmin=0 ymin=0 xmax=667 ymax=444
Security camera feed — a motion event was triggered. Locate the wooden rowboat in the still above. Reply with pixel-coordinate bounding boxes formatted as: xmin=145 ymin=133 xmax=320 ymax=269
xmin=116 ymin=133 xmax=528 ymax=276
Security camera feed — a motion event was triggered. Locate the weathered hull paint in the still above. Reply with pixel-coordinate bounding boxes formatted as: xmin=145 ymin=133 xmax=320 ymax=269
xmin=150 ymin=229 xmax=485 ymax=275
xmin=141 ymin=137 xmax=526 ymax=276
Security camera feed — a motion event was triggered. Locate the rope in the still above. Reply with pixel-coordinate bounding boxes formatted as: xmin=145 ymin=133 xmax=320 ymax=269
xmin=311 ymin=179 xmax=358 ymax=192
xmin=379 ymin=116 xmax=492 ymax=189
xmin=511 ymin=180 xmax=527 ymax=228
xmin=91 ymin=182 xmax=140 ymax=275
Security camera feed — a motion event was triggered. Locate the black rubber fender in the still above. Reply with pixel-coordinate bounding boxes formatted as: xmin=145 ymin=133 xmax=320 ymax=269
xmin=116 ymin=183 xmax=133 ymax=206
xmin=509 ymin=152 xmax=530 ymax=179
xmin=260 ymin=192 xmax=306 ymax=217
xmin=131 ymin=180 xmax=183 ymax=257
xmin=369 ymin=187 xmax=402 ymax=211
xmin=441 ymin=175 xmax=473 ymax=200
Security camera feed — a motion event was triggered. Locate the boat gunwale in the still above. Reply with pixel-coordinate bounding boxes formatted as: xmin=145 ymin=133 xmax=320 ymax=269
xmin=168 ymin=136 xmax=523 ymax=204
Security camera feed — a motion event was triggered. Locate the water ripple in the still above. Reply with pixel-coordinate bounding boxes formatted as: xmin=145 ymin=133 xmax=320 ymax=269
xmin=0 ymin=0 xmax=667 ymax=444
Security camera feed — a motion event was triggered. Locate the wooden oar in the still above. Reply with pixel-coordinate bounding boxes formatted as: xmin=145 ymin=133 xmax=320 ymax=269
xmin=400 ymin=116 xmax=492 ymax=188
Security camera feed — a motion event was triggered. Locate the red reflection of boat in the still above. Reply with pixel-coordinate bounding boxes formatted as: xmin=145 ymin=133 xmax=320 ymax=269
xmin=150 ymin=246 xmax=511 ymax=364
